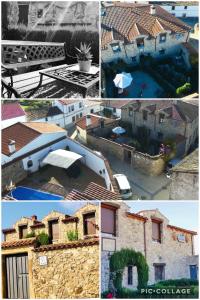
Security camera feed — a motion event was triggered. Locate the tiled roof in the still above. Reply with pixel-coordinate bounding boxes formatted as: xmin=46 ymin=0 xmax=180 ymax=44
xmin=58 ymin=100 xmax=81 ymax=105
xmin=2 ymin=238 xmax=37 ymax=249
xmin=26 ymin=106 xmax=62 ymax=121
xmin=167 ymin=225 xmax=197 ymax=235
xmin=2 ymin=122 xmax=66 ymax=156
xmin=62 ymin=216 xmax=79 ymax=223
xmin=126 ymin=212 xmax=148 ymax=222
xmin=84 ymin=182 xmax=121 ymax=200
xmin=66 ymin=182 xmax=121 ymax=200
xmin=33 ymin=238 xmax=99 ymax=252
xmin=2 ymin=102 xmax=26 ymax=121
xmin=2 ymin=228 xmax=16 ymax=234
xmin=172 ymin=149 xmax=198 ymax=173
xmin=101 ymin=3 xmax=191 ymax=47
xmin=30 ymin=222 xmax=45 ymax=229
xmin=76 ymin=114 xmax=116 ymax=130
xmin=101 ymin=100 xmax=134 ymax=109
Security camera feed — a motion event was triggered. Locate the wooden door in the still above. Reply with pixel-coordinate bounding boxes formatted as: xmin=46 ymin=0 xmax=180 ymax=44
xmin=5 ymin=253 xmax=29 ymax=299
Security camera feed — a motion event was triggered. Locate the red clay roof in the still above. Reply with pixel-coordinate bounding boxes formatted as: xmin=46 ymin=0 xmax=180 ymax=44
xmin=126 ymin=212 xmax=148 ymax=222
xmin=102 ymin=3 xmax=191 ymax=47
xmin=76 ymin=114 xmax=116 ymax=130
xmin=33 ymin=238 xmax=99 ymax=252
xmin=102 ymin=100 xmax=134 ymax=109
xmin=2 ymin=122 xmax=65 ymax=156
xmin=2 ymin=238 xmax=37 ymax=249
xmin=2 ymin=102 xmax=26 ymax=121
xmin=58 ymin=100 xmax=81 ymax=105
xmin=167 ymin=225 xmax=197 ymax=235
xmin=2 ymin=228 xmax=16 ymax=234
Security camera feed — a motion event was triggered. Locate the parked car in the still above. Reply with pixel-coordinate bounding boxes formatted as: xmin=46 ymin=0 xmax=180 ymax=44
xmin=113 ymin=174 xmax=132 ymax=199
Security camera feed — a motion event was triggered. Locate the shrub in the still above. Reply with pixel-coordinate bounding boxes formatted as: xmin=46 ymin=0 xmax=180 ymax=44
xmin=176 ymin=82 xmax=191 ymax=97
xmin=25 ymin=231 xmax=35 ymax=238
xmin=67 ymin=230 xmax=78 ymax=241
xmin=36 ymin=231 xmax=50 ymax=246
xmin=154 ymin=279 xmax=199 ymax=287
xmin=110 ymin=248 xmax=149 ymax=290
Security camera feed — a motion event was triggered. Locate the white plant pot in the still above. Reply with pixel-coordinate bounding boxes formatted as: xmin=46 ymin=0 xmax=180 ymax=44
xmin=78 ymin=60 xmax=92 ymax=72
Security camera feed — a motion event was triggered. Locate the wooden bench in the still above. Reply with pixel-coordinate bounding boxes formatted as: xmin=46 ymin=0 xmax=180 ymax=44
xmin=1 ymin=40 xmax=66 ymax=98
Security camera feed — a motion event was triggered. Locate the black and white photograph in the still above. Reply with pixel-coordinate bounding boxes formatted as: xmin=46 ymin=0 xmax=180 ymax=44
xmin=1 ymin=1 xmax=100 ymax=99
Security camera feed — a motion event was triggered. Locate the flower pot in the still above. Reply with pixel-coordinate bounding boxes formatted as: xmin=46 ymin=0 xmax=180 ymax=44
xmin=78 ymin=60 xmax=92 ymax=72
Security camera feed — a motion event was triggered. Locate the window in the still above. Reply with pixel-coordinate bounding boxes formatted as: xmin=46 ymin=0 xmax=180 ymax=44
xmin=101 ymin=206 xmax=116 ymax=235
xmin=129 ymin=107 xmax=133 ymax=117
xmin=172 ymin=6 xmax=175 ymax=10
xmin=100 ymin=120 xmax=104 ymax=128
xmin=159 ymin=113 xmax=165 ymax=123
xmin=184 ymin=6 xmax=187 ymax=9
xmin=71 ymin=105 xmax=74 ymax=111
xmin=111 ymin=43 xmax=121 ymax=53
xmin=49 ymin=220 xmax=59 ymax=242
xmin=90 ymin=109 xmax=94 ymax=113
xmin=154 ymin=264 xmax=165 ymax=281
xmin=159 ymin=49 xmax=165 ymax=55
xmin=68 ymin=106 xmax=71 ymax=113
xmin=113 ymin=108 xmax=116 ymax=113
xmin=128 ymin=266 xmax=133 ymax=285
xmin=19 ymin=225 xmax=28 ymax=239
xmin=45 ymin=117 xmax=48 ymax=121
xmin=182 ymin=13 xmax=186 ymax=18
xmin=72 ymin=116 xmax=75 ymax=122
xmin=157 ymin=132 xmax=163 ymax=140
xmin=177 ymin=233 xmax=186 ymax=243
xmin=159 ymin=33 xmax=166 ymax=43
xmin=152 ymin=220 xmax=162 ymax=243
xmin=131 ymin=56 xmax=137 ymax=62
xmin=80 ymin=112 xmax=83 ymax=117
xmin=136 ymin=38 xmax=144 ymax=49
xmin=79 ymin=102 xmax=82 ymax=108
xmin=143 ymin=110 xmax=148 ymax=121
xmin=37 ymin=9 xmax=43 ymax=18
xmin=27 ymin=160 xmax=33 ymax=168
xmin=83 ymin=212 xmax=96 ymax=235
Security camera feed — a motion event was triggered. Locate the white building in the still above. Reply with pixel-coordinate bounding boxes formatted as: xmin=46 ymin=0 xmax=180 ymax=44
xmin=160 ymin=3 xmax=199 ymax=18
xmin=1 ymin=102 xmax=26 ymax=129
xmin=54 ymin=100 xmax=84 ymax=128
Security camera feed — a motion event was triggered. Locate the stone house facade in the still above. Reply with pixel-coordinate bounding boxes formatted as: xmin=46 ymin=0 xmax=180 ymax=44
xmin=169 ymin=149 xmax=199 ymax=200
xmin=101 ymin=3 xmax=191 ymax=64
xmin=2 ymin=203 xmax=99 ymax=299
xmin=121 ymin=100 xmax=198 ymax=157
xmin=101 ymin=202 xmax=198 ymax=292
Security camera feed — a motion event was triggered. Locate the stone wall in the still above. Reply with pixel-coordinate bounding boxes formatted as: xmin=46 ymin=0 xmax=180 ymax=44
xmin=32 ymin=243 xmax=99 ymax=299
xmin=169 ymin=172 xmax=199 ymax=200
xmin=2 ymin=160 xmax=27 ymax=192
xmin=87 ymin=134 xmax=165 ymax=176
xmin=101 ymin=203 xmax=195 ymax=292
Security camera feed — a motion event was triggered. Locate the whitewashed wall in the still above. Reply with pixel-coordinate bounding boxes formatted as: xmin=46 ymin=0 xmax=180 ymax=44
xmin=1 ymin=116 xmax=26 ymax=129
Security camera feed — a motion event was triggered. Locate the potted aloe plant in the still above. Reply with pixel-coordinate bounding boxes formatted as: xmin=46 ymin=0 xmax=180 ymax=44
xmin=75 ymin=42 xmax=93 ymax=72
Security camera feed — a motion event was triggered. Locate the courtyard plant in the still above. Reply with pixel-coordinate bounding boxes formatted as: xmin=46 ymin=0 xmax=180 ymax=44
xmin=36 ymin=231 xmax=50 ymax=246
xmin=66 ymin=230 xmax=78 ymax=241
xmin=176 ymin=83 xmax=191 ymax=97
xmin=25 ymin=231 xmax=35 ymax=238
xmin=109 ymin=248 xmax=149 ymax=291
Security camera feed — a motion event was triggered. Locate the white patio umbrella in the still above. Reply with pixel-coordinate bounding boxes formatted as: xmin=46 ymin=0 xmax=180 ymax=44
xmin=113 ymin=72 xmax=133 ymax=92
xmin=112 ymin=126 xmax=126 ymax=135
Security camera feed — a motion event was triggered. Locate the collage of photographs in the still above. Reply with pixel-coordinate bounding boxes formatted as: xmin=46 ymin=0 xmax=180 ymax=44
xmin=0 ymin=0 xmax=199 ymax=299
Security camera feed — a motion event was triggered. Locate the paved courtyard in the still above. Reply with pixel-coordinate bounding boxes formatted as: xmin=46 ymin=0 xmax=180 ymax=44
xmin=106 ymin=154 xmax=171 ymax=200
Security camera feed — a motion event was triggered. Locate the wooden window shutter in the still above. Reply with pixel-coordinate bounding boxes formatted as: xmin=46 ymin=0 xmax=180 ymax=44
xmin=152 ymin=221 xmax=160 ymax=241
xmin=84 ymin=213 xmax=96 ymax=235
xmin=101 ymin=207 xmax=115 ymax=235
xmin=52 ymin=221 xmax=59 ymax=240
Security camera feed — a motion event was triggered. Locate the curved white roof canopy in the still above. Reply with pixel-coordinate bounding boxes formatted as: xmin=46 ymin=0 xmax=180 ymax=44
xmin=43 ymin=149 xmax=82 ymax=169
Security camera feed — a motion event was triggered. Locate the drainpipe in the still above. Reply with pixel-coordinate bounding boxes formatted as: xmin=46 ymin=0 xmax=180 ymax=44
xmin=191 ymin=235 xmax=194 ymax=256
xmin=143 ymin=220 xmax=147 ymax=258
xmin=155 ymin=36 xmax=157 ymax=52
xmin=186 ymin=31 xmax=190 ymax=43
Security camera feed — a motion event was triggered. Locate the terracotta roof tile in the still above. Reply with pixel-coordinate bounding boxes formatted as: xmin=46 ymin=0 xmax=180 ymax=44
xmin=84 ymin=182 xmax=121 ymax=200
xmin=2 ymin=228 xmax=16 ymax=234
xmin=30 ymin=222 xmax=45 ymax=229
xmin=58 ymin=100 xmax=81 ymax=105
xmin=76 ymin=114 xmax=115 ymax=130
xmin=167 ymin=225 xmax=197 ymax=235
xmin=33 ymin=238 xmax=99 ymax=252
xmin=102 ymin=100 xmax=134 ymax=109
xmin=62 ymin=216 xmax=79 ymax=223
xmin=2 ymin=102 xmax=26 ymax=121
xmin=66 ymin=190 xmax=93 ymax=200
xmin=2 ymin=238 xmax=37 ymax=249
xmin=2 ymin=122 xmax=66 ymax=156
xmin=101 ymin=3 xmax=191 ymax=47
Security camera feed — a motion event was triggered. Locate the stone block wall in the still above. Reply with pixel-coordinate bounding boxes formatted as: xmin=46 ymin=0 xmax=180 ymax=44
xmin=32 ymin=244 xmax=99 ymax=299
xmin=2 ymin=160 xmax=27 ymax=192
xmin=169 ymin=172 xmax=199 ymax=200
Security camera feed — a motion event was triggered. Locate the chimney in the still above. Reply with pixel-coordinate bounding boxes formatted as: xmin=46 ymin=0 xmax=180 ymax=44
xmin=86 ymin=115 xmax=92 ymax=127
xmin=150 ymin=5 xmax=156 ymax=15
xmin=8 ymin=140 xmax=16 ymax=154
xmin=31 ymin=215 xmax=37 ymax=221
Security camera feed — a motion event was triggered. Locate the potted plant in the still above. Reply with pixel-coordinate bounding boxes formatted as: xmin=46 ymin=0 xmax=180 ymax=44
xmin=75 ymin=42 xmax=93 ymax=72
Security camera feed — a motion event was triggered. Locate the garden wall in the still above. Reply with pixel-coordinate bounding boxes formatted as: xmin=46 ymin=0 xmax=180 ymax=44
xmin=2 ymin=160 xmax=27 ymax=192
xmin=87 ymin=134 xmax=165 ymax=176
xmin=32 ymin=242 xmax=99 ymax=299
